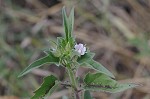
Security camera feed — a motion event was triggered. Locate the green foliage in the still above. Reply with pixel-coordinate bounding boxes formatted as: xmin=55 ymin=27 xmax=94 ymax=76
xmin=84 ymin=73 xmax=138 ymax=93
xmin=18 ymin=52 xmax=59 ymax=77
xmin=86 ymin=60 xmax=114 ymax=78
xmin=18 ymin=7 xmax=138 ymax=99
xmin=31 ymin=75 xmax=59 ymax=99
xmin=68 ymin=7 xmax=74 ymax=37
xmin=62 ymin=7 xmax=69 ymax=41
xmin=62 ymin=7 xmax=74 ymax=42
xmin=45 ymin=81 xmax=60 ymax=98
xmin=84 ymin=90 xmax=92 ymax=99
xmin=78 ymin=52 xmax=114 ymax=78
xmin=77 ymin=52 xmax=95 ymax=63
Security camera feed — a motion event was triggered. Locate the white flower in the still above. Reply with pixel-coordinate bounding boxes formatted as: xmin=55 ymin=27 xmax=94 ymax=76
xmin=74 ymin=43 xmax=86 ymax=55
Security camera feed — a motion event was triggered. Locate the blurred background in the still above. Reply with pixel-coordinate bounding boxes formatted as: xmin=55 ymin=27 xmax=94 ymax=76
xmin=0 ymin=0 xmax=150 ymax=99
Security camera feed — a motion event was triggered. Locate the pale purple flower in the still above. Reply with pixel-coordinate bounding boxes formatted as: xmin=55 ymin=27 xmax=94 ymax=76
xmin=74 ymin=43 xmax=86 ymax=55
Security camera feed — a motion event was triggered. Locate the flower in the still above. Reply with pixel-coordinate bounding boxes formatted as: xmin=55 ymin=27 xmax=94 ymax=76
xmin=74 ymin=43 xmax=86 ymax=55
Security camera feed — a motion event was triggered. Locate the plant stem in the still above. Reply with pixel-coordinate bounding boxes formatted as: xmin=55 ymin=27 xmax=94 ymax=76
xmin=66 ymin=66 xmax=80 ymax=99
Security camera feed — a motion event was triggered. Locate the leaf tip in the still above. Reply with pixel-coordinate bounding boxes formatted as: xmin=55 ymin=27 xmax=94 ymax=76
xmin=17 ymin=75 xmax=21 ymax=78
xmin=17 ymin=72 xmax=24 ymax=78
xmin=128 ymin=83 xmax=141 ymax=87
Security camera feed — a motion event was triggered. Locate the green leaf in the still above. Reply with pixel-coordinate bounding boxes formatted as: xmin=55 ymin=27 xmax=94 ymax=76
xmin=47 ymin=39 xmax=57 ymax=50
xmin=87 ymin=60 xmax=114 ymax=78
xmin=18 ymin=52 xmax=59 ymax=77
xmin=65 ymin=42 xmax=71 ymax=51
xmin=43 ymin=49 xmax=52 ymax=55
xmin=31 ymin=75 xmax=59 ymax=99
xmin=80 ymin=59 xmax=114 ymax=78
xmin=77 ymin=52 xmax=114 ymax=78
xmin=84 ymin=90 xmax=93 ymax=99
xmin=77 ymin=52 xmax=95 ymax=63
xmin=68 ymin=7 xmax=74 ymax=37
xmin=62 ymin=7 xmax=69 ymax=41
xmin=68 ymin=37 xmax=75 ymax=48
xmin=62 ymin=7 xmax=75 ymax=43
xmin=84 ymin=73 xmax=138 ymax=93
xmin=57 ymin=37 xmax=66 ymax=48
xmin=44 ymin=81 xmax=60 ymax=98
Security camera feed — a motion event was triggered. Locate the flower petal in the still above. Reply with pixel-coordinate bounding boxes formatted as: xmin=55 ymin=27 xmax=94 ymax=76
xmin=74 ymin=43 xmax=86 ymax=55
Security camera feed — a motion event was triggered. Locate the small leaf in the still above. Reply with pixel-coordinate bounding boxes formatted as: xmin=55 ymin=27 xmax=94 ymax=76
xmin=84 ymin=73 xmax=138 ymax=93
xmin=51 ymin=49 xmax=61 ymax=58
xmin=48 ymin=39 xmax=57 ymax=49
xmin=84 ymin=90 xmax=93 ymax=99
xmin=65 ymin=42 xmax=71 ymax=51
xmin=18 ymin=52 xmax=59 ymax=77
xmin=77 ymin=52 xmax=114 ymax=78
xmin=57 ymin=37 xmax=66 ymax=48
xmin=87 ymin=60 xmax=114 ymax=78
xmin=68 ymin=7 xmax=74 ymax=36
xmin=80 ymin=59 xmax=115 ymax=78
xmin=68 ymin=37 xmax=75 ymax=48
xmin=77 ymin=52 xmax=95 ymax=63
xmin=62 ymin=7 xmax=69 ymax=41
xmin=44 ymin=81 xmax=60 ymax=98
xmin=31 ymin=75 xmax=59 ymax=99
xmin=43 ymin=49 xmax=52 ymax=55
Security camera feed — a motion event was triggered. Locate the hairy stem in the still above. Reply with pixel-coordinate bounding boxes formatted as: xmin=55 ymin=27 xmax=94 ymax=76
xmin=66 ymin=66 xmax=80 ymax=99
